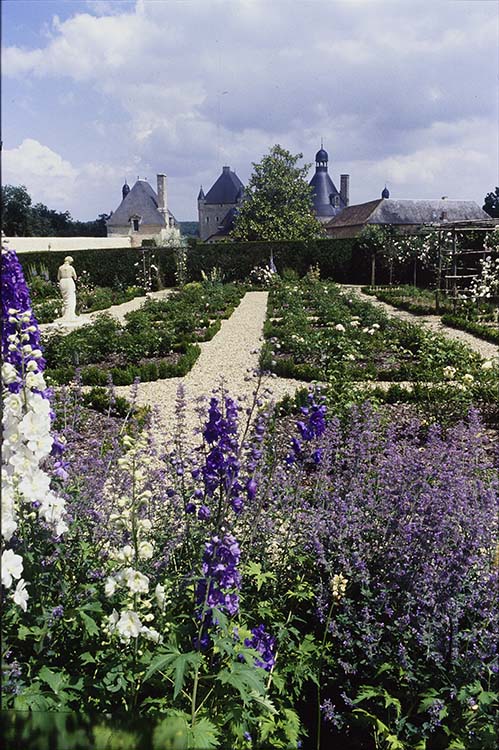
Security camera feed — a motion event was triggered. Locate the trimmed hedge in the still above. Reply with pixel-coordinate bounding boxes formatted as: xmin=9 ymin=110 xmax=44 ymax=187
xmin=18 ymin=237 xmax=417 ymax=288
xmin=186 ymin=237 xmax=373 ymax=283
xmin=17 ymin=247 xmax=177 ymax=289
xmin=46 ymin=343 xmax=201 ymax=387
xmin=441 ymin=314 xmax=499 ymax=345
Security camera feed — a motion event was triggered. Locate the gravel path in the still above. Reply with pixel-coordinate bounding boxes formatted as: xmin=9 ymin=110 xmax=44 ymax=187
xmin=114 ymin=291 xmax=306 ymax=442
xmin=92 ymin=289 xmax=173 ymax=323
xmin=40 ymin=289 xmax=173 ymax=332
xmin=345 ymin=286 xmax=499 ymax=362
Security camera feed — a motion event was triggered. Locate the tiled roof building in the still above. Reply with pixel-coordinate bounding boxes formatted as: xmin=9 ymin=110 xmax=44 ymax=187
xmin=107 ymin=175 xmax=180 ymax=247
xmin=309 ymin=145 xmax=349 ymax=223
xmin=325 ymin=198 xmax=492 ymax=238
xmin=198 ymin=166 xmax=244 ymax=241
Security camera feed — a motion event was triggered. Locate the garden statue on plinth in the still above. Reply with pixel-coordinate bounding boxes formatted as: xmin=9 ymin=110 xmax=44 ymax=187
xmin=57 ymin=256 xmax=78 ymax=321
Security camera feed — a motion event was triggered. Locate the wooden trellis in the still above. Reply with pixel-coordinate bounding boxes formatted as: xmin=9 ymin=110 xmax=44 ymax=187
xmin=426 ymin=221 xmax=498 ymax=313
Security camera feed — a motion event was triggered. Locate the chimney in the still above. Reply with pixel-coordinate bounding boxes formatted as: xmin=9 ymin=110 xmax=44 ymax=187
xmin=222 ymin=166 xmax=231 ymax=173
xmin=340 ymin=174 xmax=350 ymax=206
xmin=157 ymin=173 xmax=168 ymax=220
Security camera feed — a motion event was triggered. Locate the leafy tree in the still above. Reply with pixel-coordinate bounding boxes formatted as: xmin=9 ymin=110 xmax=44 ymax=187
xmin=483 ymin=187 xmax=499 ymax=218
xmin=231 ymin=144 xmax=324 ymax=241
xmin=357 ymin=224 xmax=391 ymax=287
xmin=1 ymin=184 xmax=110 ymax=237
xmin=1 ymin=184 xmax=33 ymax=235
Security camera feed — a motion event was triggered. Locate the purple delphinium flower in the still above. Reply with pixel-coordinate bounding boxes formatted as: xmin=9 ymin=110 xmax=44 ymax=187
xmin=196 ymin=534 xmax=242 ymax=621
xmin=1 ymin=248 xmax=47 ymax=389
xmin=244 ymin=623 xmax=276 ymax=671
xmin=286 ymin=390 xmax=327 ymax=465
xmin=201 ymin=396 xmax=246 ymax=514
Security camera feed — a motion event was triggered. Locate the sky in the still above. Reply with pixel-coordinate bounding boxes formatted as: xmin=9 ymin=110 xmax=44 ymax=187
xmin=2 ymin=0 xmax=499 ymax=221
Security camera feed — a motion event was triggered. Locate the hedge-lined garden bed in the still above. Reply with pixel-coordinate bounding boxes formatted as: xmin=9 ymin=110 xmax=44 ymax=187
xmin=441 ymin=314 xmax=499 ymax=345
xmin=361 ymin=285 xmax=453 ymax=315
xmin=261 ymin=280 xmax=486 ymax=384
xmin=43 ymin=282 xmax=243 ymax=386
xmin=362 ymin=286 xmax=499 ymax=345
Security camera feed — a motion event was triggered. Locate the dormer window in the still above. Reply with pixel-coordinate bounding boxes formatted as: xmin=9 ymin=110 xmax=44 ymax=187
xmin=132 ymin=218 xmax=140 ymax=231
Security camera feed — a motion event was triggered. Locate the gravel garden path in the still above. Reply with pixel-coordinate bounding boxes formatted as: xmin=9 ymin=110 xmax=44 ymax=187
xmin=40 ymin=289 xmax=174 ymax=332
xmin=344 ymin=286 xmax=499 ymax=362
xmin=114 ymin=291 xmax=305 ymax=442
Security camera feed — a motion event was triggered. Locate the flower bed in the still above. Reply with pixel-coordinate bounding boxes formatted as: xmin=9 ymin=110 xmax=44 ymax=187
xmin=441 ymin=313 xmax=499 ymax=346
xmin=261 ymin=280 xmax=484 ymax=384
xmin=2 ymin=250 xmax=498 ymax=749
xmin=42 ymin=282 xmax=244 ymax=385
xmin=361 ymin=284 xmax=452 ymax=315
xmin=363 ymin=285 xmax=499 ymax=344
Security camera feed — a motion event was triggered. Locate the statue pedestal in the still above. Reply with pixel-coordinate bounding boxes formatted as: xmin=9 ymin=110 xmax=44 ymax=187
xmin=40 ymin=314 xmax=92 ymax=332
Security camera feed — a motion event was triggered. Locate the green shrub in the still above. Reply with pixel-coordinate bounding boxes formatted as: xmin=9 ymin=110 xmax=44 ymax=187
xmin=441 ymin=314 xmax=499 ymax=345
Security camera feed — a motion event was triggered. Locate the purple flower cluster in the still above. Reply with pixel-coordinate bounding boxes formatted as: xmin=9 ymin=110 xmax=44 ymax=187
xmin=286 ymin=390 xmax=327 ymax=465
xmin=1 ymin=248 xmax=46 ymax=385
xmin=244 ymin=623 xmax=276 ymax=672
xmin=308 ymin=405 xmax=498 ymax=690
xmin=199 ymin=396 xmax=255 ymax=514
xmin=196 ymin=534 xmax=242 ymax=620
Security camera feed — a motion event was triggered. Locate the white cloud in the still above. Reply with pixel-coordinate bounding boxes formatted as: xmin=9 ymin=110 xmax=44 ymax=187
xmin=2 ymin=0 xmax=497 ymax=218
xmin=2 ymin=139 xmax=78 ymax=203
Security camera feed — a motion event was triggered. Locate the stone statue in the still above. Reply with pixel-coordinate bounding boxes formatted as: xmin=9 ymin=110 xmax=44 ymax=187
xmin=57 ymin=256 xmax=78 ymax=321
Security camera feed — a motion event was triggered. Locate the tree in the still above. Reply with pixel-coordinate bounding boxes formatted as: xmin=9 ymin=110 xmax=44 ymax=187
xmin=230 ymin=144 xmax=324 ymax=241
xmin=357 ymin=225 xmax=390 ymax=287
xmin=1 ymin=185 xmax=33 ymax=236
xmin=483 ymin=187 xmax=499 ymax=218
xmin=1 ymin=183 xmax=110 ymax=237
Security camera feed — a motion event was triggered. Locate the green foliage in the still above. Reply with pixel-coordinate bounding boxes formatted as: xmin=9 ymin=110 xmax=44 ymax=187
xmin=43 ymin=281 xmax=242 ymax=385
xmin=1 ymin=183 xmax=109 ymax=237
xmin=482 ymin=186 xmax=499 ymax=218
xmin=231 ymin=144 xmax=325 ymax=241
xmin=2 ymin=184 xmax=33 ymax=235
xmin=17 ymin=247 xmax=178 ymax=289
xmin=441 ymin=314 xmax=499 ymax=345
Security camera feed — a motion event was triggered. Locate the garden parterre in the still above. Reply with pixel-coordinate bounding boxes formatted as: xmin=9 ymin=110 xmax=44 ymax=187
xmin=42 ymin=281 xmax=244 ymax=387
xmin=362 ymin=285 xmax=499 ymax=346
xmin=261 ymin=278 xmax=494 ymax=386
xmin=2 ymin=248 xmax=499 ymax=749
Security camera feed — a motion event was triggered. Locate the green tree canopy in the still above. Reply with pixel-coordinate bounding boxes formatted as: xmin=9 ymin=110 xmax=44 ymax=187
xmin=1 ymin=184 xmax=33 ymax=236
xmin=1 ymin=184 xmax=109 ymax=237
xmin=230 ymin=144 xmax=324 ymax=241
xmin=483 ymin=187 xmax=499 ymax=218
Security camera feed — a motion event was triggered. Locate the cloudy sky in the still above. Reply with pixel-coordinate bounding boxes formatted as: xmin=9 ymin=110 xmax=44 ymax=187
xmin=2 ymin=0 xmax=498 ymax=221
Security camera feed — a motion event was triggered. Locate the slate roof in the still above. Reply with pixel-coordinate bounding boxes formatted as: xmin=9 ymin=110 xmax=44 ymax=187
xmin=326 ymin=199 xmax=490 ymax=231
xmin=309 ymin=169 xmax=345 ymax=217
xmin=204 ymin=167 xmax=244 ymax=205
xmin=107 ymin=180 xmax=176 ymax=227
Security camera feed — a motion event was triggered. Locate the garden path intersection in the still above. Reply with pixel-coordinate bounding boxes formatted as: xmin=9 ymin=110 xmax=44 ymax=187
xmin=346 ymin=286 xmax=499 ymax=363
xmin=113 ymin=291 xmax=304 ymax=442
xmin=43 ymin=284 xmax=497 ymax=441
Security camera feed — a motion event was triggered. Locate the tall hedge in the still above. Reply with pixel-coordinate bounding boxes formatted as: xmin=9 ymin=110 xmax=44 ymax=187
xmin=16 ymin=238 xmax=400 ymax=288
xmin=16 ymin=247 xmax=177 ymax=289
xmin=186 ymin=237 xmax=377 ymax=284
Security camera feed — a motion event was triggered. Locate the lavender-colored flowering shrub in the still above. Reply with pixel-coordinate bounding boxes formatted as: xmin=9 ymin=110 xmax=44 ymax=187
xmin=2 ymin=249 xmax=497 ymax=748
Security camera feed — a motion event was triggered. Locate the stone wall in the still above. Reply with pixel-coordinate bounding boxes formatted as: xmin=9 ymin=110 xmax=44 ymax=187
xmin=198 ymin=204 xmax=234 ymax=241
xmin=6 ymin=236 xmax=133 ymax=253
